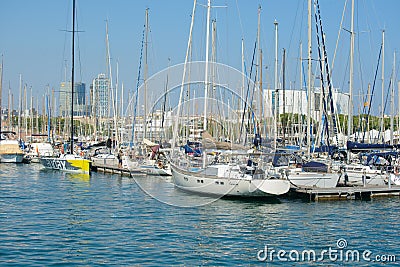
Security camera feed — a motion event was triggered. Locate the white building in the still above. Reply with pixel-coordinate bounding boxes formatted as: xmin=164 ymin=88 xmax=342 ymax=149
xmin=262 ymin=88 xmax=349 ymax=120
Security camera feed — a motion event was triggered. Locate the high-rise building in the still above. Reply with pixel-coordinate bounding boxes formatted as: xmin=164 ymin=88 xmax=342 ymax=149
xmin=92 ymin=74 xmax=110 ymax=118
xmin=59 ymin=82 xmax=87 ymax=117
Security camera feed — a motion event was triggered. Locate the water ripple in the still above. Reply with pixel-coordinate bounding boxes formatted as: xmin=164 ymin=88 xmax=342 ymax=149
xmin=0 ymin=164 xmax=399 ymax=265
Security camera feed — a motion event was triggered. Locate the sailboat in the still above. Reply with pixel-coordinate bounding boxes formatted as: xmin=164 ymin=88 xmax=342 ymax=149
xmin=0 ymin=57 xmax=24 ymax=163
xmin=170 ymin=1 xmax=290 ymax=197
xmin=39 ymin=0 xmax=91 ymax=175
xmin=0 ymin=131 xmax=25 ymax=163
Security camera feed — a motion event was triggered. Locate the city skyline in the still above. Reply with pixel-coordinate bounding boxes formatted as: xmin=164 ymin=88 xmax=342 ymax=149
xmin=1 ymin=0 xmax=400 ymax=117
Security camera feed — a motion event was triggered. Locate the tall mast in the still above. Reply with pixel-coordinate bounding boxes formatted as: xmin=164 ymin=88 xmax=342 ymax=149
xmin=380 ymin=30 xmax=385 ymax=143
xmin=299 ymin=42 xmax=303 ymax=148
xmin=203 ymin=0 xmax=211 ymax=132
xmin=0 ymin=56 xmax=3 ymax=135
xmin=70 ymin=0 xmax=76 ymax=153
xmin=390 ymin=51 xmax=395 ymax=145
xmin=143 ymin=8 xmax=149 ymax=139
xmin=282 ymin=48 xmax=286 ymax=144
xmin=241 ymin=39 xmax=245 ymax=113
xmin=171 ymin=0 xmax=196 ymax=152
xmin=30 ymin=87 xmax=33 ymax=142
xmin=257 ymin=5 xmax=262 ymax=132
xmin=8 ymin=87 xmax=11 ymax=131
xmin=274 ymin=20 xmax=278 ymax=150
xmin=347 ymin=0 xmax=354 ymax=141
xmin=18 ymin=75 xmax=22 ymax=140
xmin=398 ymin=80 xmax=400 ymax=136
xmin=24 ymin=85 xmax=27 ymax=140
xmin=306 ymin=0 xmax=312 ymax=157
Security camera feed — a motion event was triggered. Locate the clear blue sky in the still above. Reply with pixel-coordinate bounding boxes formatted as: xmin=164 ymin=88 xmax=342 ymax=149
xmin=1 ymin=0 xmax=399 ymax=116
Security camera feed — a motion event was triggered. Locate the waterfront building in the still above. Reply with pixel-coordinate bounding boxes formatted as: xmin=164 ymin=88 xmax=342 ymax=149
xmin=263 ymin=88 xmax=349 ymax=120
xmin=59 ymin=82 xmax=87 ymax=117
xmin=91 ymin=74 xmax=110 ymax=118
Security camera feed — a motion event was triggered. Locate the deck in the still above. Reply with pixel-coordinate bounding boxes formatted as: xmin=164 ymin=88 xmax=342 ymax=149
xmin=292 ymin=185 xmax=400 ymax=201
xmin=91 ymin=162 xmax=144 ymax=177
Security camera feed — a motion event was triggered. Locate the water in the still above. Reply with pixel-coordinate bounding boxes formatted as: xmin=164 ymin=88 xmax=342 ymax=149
xmin=1 ymin=164 xmax=399 ymax=266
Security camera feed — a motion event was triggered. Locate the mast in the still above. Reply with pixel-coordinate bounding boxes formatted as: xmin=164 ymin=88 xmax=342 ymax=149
xmin=398 ymin=80 xmax=400 ymax=135
xmin=398 ymin=81 xmax=400 ymax=137
xmin=30 ymin=87 xmax=33 ymax=142
xmin=8 ymin=87 xmax=11 ymax=132
xmin=282 ymin=48 xmax=286 ymax=144
xmin=18 ymin=75 xmax=22 ymax=140
xmin=143 ymin=8 xmax=149 ymax=139
xmin=0 ymin=56 xmax=2 ymax=135
xmin=390 ymin=51 xmax=395 ymax=145
xmin=299 ymin=42 xmax=303 ymax=148
xmin=171 ymin=0 xmax=196 ymax=152
xmin=105 ymin=20 xmax=115 ymax=140
xmin=241 ymin=39 xmax=245 ymax=114
xmin=24 ymin=85 xmax=27 ymax=140
xmin=203 ymin=0 xmax=211 ymax=132
xmin=347 ymin=0 xmax=354 ymax=141
xmin=307 ymin=0 xmax=312 ymax=157
xmin=274 ymin=20 xmax=278 ymax=150
xmin=257 ymin=5 xmax=262 ymax=133
xmin=380 ymin=30 xmax=385 ymax=143
xmin=70 ymin=0 xmax=76 ymax=153
xmin=202 ymin=0 xmax=211 ymax=169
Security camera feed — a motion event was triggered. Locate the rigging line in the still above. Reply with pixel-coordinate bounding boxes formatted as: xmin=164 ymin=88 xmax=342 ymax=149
xmin=330 ymin=0 xmax=347 ymax=75
xmin=239 ymin=40 xmax=257 ymax=145
xmin=287 ymin=0 xmax=302 ymax=56
xmin=379 ymin=78 xmax=392 ymax=142
xmin=248 ymin=66 xmax=258 ymax=134
xmin=314 ymin=13 xmax=330 ymax=147
xmin=382 ymin=79 xmax=392 ymax=115
xmin=362 ymin=43 xmax=382 ymax=143
xmin=290 ymin=0 xmax=306 ymax=87
xmin=316 ymin=0 xmax=340 ymax=147
xmin=75 ymin=9 xmax=83 ymax=83
xmin=234 ymin=0 xmax=244 ymax=43
xmin=130 ymin=26 xmax=146 ymax=147
xmin=355 ymin=1 xmax=365 ymax=104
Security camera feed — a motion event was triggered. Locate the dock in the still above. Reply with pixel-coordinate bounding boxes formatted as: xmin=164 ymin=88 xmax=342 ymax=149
xmin=91 ymin=163 xmax=145 ymax=177
xmin=292 ymin=185 xmax=400 ymax=201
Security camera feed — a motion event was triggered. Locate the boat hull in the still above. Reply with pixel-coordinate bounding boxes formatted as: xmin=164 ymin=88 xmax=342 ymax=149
xmin=91 ymin=154 xmax=118 ymax=168
xmin=171 ymin=164 xmax=290 ymax=197
xmin=287 ymin=171 xmax=339 ymax=188
xmin=40 ymin=156 xmax=91 ymax=175
xmin=343 ymin=171 xmax=387 ymax=186
xmin=139 ymin=164 xmax=172 ymax=176
xmin=0 ymin=153 xmax=24 ymax=163
xmin=389 ymin=174 xmax=400 ymax=185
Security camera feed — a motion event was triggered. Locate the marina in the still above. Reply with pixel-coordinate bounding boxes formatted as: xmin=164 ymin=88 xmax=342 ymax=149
xmin=1 ymin=0 xmax=400 ymax=265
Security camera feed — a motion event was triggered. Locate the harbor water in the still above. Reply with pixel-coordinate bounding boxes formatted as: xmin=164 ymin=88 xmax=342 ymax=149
xmin=1 ymin=164 xmax=399 ymax=266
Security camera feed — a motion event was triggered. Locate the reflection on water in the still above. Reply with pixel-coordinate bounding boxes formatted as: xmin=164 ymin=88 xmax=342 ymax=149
xmin=133 ymin=175 xmax=222 ymax=207
xmin=0 ymin=164 xmax=399 ymax=266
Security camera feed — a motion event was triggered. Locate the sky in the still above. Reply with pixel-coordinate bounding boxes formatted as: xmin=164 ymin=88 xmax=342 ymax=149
xmin=0 ymin=0 xmax=399 ymax=116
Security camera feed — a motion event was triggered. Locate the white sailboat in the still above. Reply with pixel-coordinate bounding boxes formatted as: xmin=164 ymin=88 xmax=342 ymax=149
xmin=342 ymin=163 xmax=387 ymax=186
xmin=170 ymin=0 xmax=290 ymax=197
xmin=39 ymin=0 xmax=91 ymax=175
xmin=172 ymin=162 xmax=290 ymax=197
xmin=0 ymin=132 xmax=24 ymax=163
xmin=0 ymin=57 xmax=24 ymax=163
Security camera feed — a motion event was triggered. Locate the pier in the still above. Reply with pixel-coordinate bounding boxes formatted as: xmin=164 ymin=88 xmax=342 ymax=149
xmin=292 ymin=185 xmax=400 ymax=201
xmin=92 ymin=163 xmax=134 ymax=177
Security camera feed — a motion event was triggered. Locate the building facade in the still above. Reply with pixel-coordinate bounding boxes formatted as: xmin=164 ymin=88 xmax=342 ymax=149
xmin=59 ymin=82 xmax=87 ymax=117
xmin=91 ymin=74 xmax=110 ymax=118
